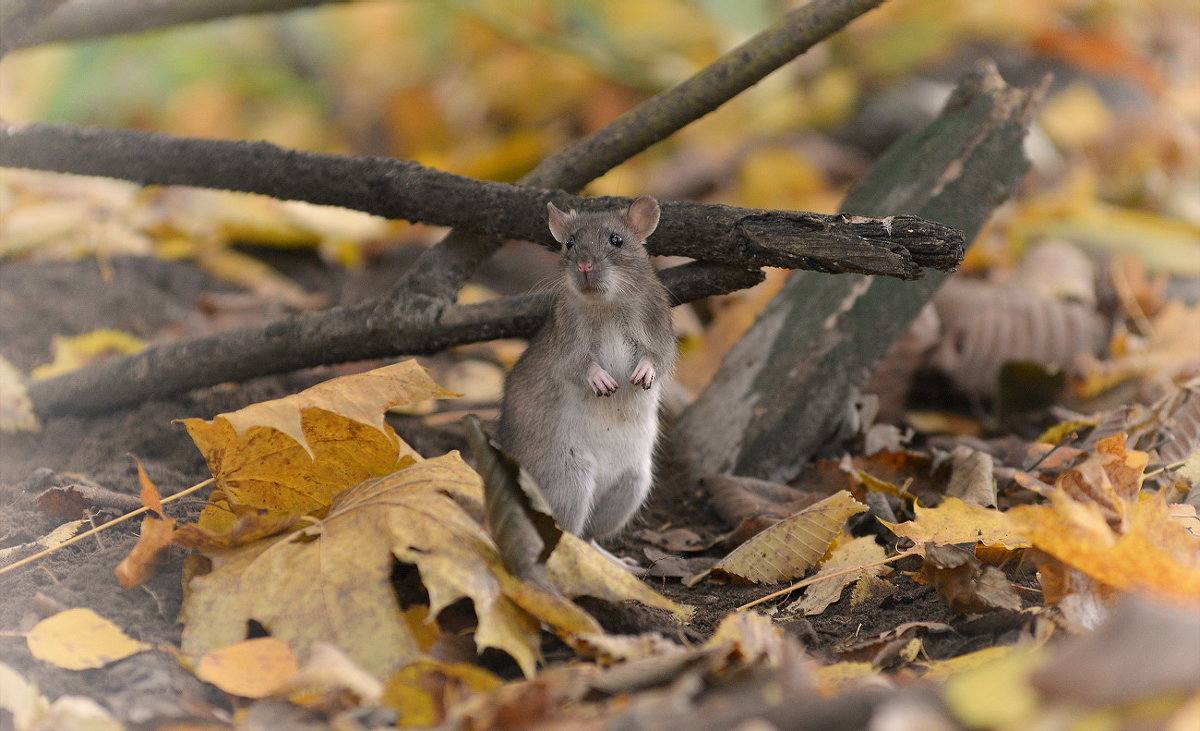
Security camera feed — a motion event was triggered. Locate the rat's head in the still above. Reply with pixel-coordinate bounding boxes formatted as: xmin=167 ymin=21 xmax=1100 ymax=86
xmin=547 ymin=195 xmax=660 ymax=301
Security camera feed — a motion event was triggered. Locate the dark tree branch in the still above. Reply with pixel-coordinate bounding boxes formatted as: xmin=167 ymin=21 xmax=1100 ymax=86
xmin=0 ymin=121 xmax=961 ymax=278
xmin=26 ymin=262 xmax=765 ymax=417
xmin=5 ymin=0 xmax=355 ymax=53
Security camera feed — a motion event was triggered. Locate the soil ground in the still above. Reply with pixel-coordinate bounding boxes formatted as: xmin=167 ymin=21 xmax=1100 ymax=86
xmin=0 ymin=252 xmax=1022 ymax=724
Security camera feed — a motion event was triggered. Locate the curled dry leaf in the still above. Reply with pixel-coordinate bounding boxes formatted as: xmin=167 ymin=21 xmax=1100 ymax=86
xmin=930 ymin=276 xmax=1107 ymax=399
xmin=26 ymin=608 xmax=150 ymax=671
xmin=115 ymin=457 xmax=177 ymax=589
xmin=917 ymin=543 xmax=1023 ymax=614
xmin=195 ymin=637 xmax=299 ymax=699
xmin=180 ymin=360 xmax=457 ymax=513
xmin=1009 ymin=490 xmax=1200 ymax=601
xmin=704 ymin=490 xmax=867 ymax=584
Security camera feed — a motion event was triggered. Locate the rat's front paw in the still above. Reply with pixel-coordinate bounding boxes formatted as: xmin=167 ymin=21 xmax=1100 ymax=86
xmin=629 ymin=358 xmax=656 ymax=389
xmin=587 ymin=363 xmax=619 ymax=396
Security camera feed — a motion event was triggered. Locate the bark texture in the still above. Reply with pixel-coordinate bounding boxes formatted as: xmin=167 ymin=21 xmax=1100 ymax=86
xmin=665 ymin=62 xmax=1048 ymax=484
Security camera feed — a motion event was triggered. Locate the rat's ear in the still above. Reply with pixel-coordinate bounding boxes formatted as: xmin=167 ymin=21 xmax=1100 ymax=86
xmin=624 ymin=195 xmax=660 ymax=240
xmin=547 ymin=201 xmax=575 ymax=245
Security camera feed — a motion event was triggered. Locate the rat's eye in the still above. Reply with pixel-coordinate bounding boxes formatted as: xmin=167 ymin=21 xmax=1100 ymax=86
xmin=565 ymin=236 xmax=576 ymax=249
xmin=609 ymin=233 xmax=624 ymax=247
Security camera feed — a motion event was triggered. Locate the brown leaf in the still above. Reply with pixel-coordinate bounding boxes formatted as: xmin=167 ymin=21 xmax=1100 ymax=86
xmin=918 ymin=544 xmax=1022 ymax=614
xmin=114 ymin=458 xmax=176 ymax=589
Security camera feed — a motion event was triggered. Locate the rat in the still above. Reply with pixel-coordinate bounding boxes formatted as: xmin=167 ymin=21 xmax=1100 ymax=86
xmin=497 ymin=195 xmax=676 ymax=573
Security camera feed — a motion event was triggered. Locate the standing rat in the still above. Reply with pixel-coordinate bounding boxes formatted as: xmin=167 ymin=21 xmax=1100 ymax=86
xmin=497 ymin=195 xmax=676 ymax=572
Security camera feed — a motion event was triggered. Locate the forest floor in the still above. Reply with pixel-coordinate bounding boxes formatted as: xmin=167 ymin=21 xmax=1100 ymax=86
xmin=1 ymin=245 xmax=1195 ymax=729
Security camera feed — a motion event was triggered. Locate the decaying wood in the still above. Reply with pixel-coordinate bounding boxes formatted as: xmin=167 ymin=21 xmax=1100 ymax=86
xmin=665 ymin=62 xmax=1049 ymax=484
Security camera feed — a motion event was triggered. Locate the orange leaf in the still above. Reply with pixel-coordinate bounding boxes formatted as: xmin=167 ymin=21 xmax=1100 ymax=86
xmin=195 ymin=637 xmax=299 ymax=699
xmin=115 ymin=459 xmax=176 ymax=589
xmin=1008 ymin=491 xmax=1200 ymax=602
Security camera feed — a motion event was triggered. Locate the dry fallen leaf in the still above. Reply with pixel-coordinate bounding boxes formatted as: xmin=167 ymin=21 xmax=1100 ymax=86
xmin=0 ymin=661 xmax=50 ymax=730
xmin=885 ymin=497 xmax=1030 ymax=550
xmin=26 ymin=608 xmax=150 ymax=671
xmin=30 ymin=329 xmax=146 ymax=381
xmin=195 ymin=637 xmax=299 ymax=699
xmin=1008 ymin=490 xmax=1200 ymax=601
xmin=787 ymin=536 xmax=889 ymax=616
xmin=115 ymin=458 xmax=177 ymax=589
xmin=917 ymin=543 xmax=1023 ymax=614
xmin=381 ymin=659 xmax=503 ymax=727
xmin=546 ymin=532 xmax=692 ymax=622
xmin=179 ymin=453 xmax=668 ymax=680
xmin=180 ymin=360 xmax=457 ymax=512
xmin=1055 ymin=432 xmax=1147 ymax=527
xmin=705 ymin=490 xmax=867 ymax=584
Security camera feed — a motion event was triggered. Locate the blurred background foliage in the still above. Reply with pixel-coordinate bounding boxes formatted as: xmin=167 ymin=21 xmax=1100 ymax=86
xmin=0 ymin=0 xmax=1196 ymax=278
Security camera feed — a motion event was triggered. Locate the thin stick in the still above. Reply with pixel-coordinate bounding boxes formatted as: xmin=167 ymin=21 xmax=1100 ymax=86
xmin=0 ymin=477 xmax=214 ymax=577
xmin=736 ymin=548 xmax=920 ymax=612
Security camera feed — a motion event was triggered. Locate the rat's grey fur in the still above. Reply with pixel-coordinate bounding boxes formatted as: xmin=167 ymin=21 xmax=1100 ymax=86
xmin=498 ymin=197 xmax=676 ymax=545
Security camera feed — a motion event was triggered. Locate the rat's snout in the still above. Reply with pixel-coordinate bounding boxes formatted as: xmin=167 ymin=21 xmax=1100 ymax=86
xmin=577 ymin=260 xmax=594 ymax=275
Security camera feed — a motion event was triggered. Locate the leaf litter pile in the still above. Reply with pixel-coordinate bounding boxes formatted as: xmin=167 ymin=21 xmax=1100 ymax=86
xmin=3 ymin=329 xmax=1199 ymax=728
xmin=3 ymin=3 xmax=1200 ymax=729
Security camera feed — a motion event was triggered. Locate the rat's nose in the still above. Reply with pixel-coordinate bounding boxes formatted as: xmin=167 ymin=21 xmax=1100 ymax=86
xmin=577 ymin=260 xmax=593 ymax=275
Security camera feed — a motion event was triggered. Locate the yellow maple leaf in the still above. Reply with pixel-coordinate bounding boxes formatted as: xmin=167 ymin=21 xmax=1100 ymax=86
xmin=180 ymin=453 xmax=616 ymax=679
xmin=885 ymin=497 xmax=1031 ymax=550
xmin=180 ymin=360 xmax=457 ymax=512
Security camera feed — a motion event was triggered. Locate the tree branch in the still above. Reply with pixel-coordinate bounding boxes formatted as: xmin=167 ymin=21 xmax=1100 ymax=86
xmin=5 ymin=0 xmax=355 ymax=52
xmin=0 ymin=121 xmax=961 ymax=278
xmin=26 ymin=262 xmax=765 ymax=417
